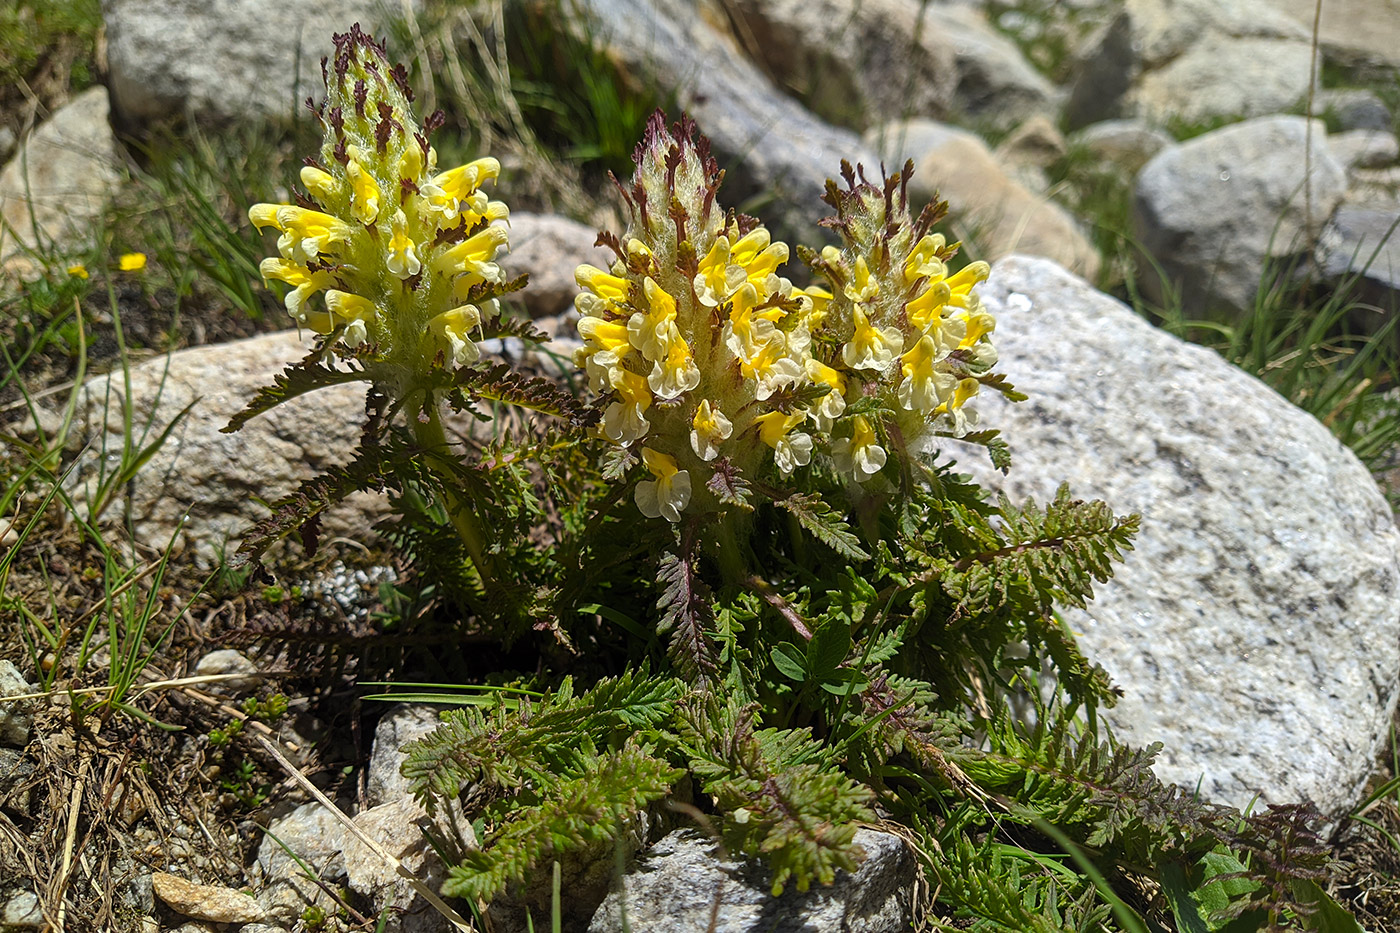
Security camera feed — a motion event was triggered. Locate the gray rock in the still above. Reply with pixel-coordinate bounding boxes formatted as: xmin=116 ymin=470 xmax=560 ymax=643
xmin=1 ymin=890 xmax=42 ymax=927
xmin=45 ymin=330 xmax=384 ymax=568
xmin=567 ymin=0 xmax=874 ymax=242
xmin=1068 ymin=119 xmax=1174 ymax=173
xmin=0 ymin=749 xmax=35 ymax=814
xmin=0 ymin=126 xmax=16 ymax=163
xmin=1260 ymin=0 xmax=1400 ymax=77
xmin=1328 ymin=129 xmax=1399 ymax=171
xmin=0 ymin=661 xmax=34 ymax=747
xmin=939 ymin=4 xmax=1062 ymax=131
xmin=343 ymin=796 xmax=472 ymax=933
xmin=717 ymin=0 xmax=957 ymax=130
xmin=1316 ymin=205 xmax=1400 ymax=323
xmin=367 ymin=704 xmax=443 ymax=808
xmin=102 ymin=0 xmax=414 ymax=127
xmin=1133 ymin=116 xmax=1347 ymax=315
xmin=589 ymin=828 xmax=916 ymax=933
xmin=192 ymin=648 xmax=261 ymax=696
xmin=255 ymin=801 xmax=348 ymax=923
xmin=993 ymin=114 xmax=1067 ymax=192
xmin=957 ymin=255 xmax=1400 ymax=819
xmin=1067 ymin=0 xmax=1315 ymax=128
xmin=1317 ymin=88 xmax=1394 ymax=132
xmin=508 ymin=213 xmax=612 ymax=320
xmin=0 ymin=87 xmax=121 ymax=263
xmin=865 ymin=118 xmax=1101 ymax=279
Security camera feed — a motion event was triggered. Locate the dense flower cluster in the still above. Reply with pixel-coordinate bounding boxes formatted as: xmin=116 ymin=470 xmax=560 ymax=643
xmin=577 ymin=118 xmax=1000 ymax=522
xmin=575 ymin=114 xmax=822 ymax=522
xmin=807 ymin=163 xmax=999 ymax=482
xmin=248 ymin=25 xmax=510 ymax=374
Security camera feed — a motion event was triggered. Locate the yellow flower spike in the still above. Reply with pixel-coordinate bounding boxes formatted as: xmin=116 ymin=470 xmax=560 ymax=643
xmin=634 ymin=447 xmax=692 ymax=522
xmin=324 ymin=289 xmax=378 ymax=347
xmin=299 ymin=166 xmax=341 ymax=204
xmin=119 ymin=252 xmax=147 ymax=272
xmin=648 ymin=335 xmax=701 ymax=400
xmin=690 ymin=400 xmax=733 ymax=461
xmin=66 ymin=263 xmax=88 ymax=279
xmin=753 ymin=410 xmax=812 ymax=476
xmin=346 ymin=154 xmax=382 ymax=225
xmin=385 ymin=210 xmax=421 ymax=279
xmin=628 ymin=277 xmax=680 ymax=362
xmin=429 ymin=304 xmax=486 ymax=366
xmin=832 ymin=415 xmax=887 ymax=481
xmin=602 ymin=369 xmax=653 ymax=445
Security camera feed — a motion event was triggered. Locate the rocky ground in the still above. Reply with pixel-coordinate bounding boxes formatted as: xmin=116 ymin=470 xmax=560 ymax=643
xmin=2 ymin=0 xmax=1400 ymax=930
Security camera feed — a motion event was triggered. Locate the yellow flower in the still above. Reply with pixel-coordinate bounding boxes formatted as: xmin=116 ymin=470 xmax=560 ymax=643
xmin=753 ymin=410 xmax=812 ymax=476
xmin=842 ymin=303 xmax=902 ymax=372
xmin=804 ymin=358 xmax=847 ymax=428
xmin=603 ymin=369 xmax=653 ymax=446
xmin=429 ymin=303 xmax=488 ymax=366
xmin=324 ymin=290 xmax=377 ymax=347
xmin=628 ymin=277 xmax=681 ymax=363
xmin=346 ymin=151 xmax=381 ymax=225
xmin=66 ymin=263 xmax=88 ymax=279
xmin=118 ymin=252 xmax=147 ymax=272
xmin=832 ymin=415 xmax=887 ymax=481
xmin=259 ymin=257 xmax=336 ymax=327
xmin=648 ymin=335 xmax=702 ymax=400
xmin=576 ymin=316 xmax=633 ymax=390
xmin=635 ymin=447 xmax=692 ymax=522
xmin=690 ymin=399 xmax=733 ymax=461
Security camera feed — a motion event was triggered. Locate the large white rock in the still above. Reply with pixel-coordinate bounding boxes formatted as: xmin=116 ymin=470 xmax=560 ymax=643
xmin=1133 ymin=115 xmax=1347 ymax=316
xmin=589 ymin=829 xmax=916 ymax=933
xmin=956 ymin=254 xmax=1400 ymax=819
xmin=1067 ymin=0 xmax=1315 ymax=128
xmin=0 ymin=87 xmax=121 ymax=262
xmin=101 ymin=0 xmax=413 ymax=126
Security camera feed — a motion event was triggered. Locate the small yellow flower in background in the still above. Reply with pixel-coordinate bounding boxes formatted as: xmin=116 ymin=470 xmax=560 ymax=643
xmin=66 ymin=264 xmax=88 ymax=279
xmin=118 ymin=252 xmax=147 ymax=272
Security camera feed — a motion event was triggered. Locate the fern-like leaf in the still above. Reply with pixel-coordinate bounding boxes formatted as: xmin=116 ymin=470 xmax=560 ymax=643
xmin=451 ymin=361 xmax=597 ymax=428
xmin=222 ymin=353 xmax=370 ymax=433
xmin=770 ymin=491 xmax=869 ymax=560
xmin=657 ymin=531 xmax=719 ymax=684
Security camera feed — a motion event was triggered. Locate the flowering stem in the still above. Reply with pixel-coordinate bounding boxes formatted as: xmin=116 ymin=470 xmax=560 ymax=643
xmin=412 ymin=396 xmax=495 ymax=590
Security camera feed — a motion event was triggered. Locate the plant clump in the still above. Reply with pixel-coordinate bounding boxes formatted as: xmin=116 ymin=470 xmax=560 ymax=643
xmin=228 ymin=27 xmax=1361 ymax=933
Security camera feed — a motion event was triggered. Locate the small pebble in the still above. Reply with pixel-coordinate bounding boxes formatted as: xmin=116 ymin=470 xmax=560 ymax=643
xmin=152 ymin=872 xmax=267 ymax=924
